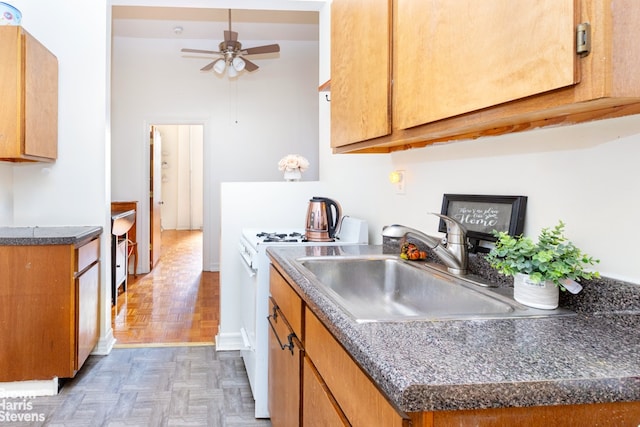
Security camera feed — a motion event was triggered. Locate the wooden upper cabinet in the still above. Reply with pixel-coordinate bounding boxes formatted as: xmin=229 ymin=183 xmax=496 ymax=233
xmin=330 ymin=0 xmax=640 ymax=153
xmin=330 ymin=0 xmax=391 ymax=148
xmin=0 ymin=26 xmax=58 ymax=162
xmin=394 ymin=0 xmax=578 ymax=129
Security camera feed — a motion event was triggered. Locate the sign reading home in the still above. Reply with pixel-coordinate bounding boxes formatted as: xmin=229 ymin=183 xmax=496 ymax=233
xmin=439 ymin=194 xmax=527 ymax=241
xmin=449 ymin=202 xmax=509 ymax=233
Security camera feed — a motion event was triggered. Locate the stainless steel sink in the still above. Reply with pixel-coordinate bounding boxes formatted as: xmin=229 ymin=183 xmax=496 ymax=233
xmin=292 ymin=255 xmax=574 ymax=323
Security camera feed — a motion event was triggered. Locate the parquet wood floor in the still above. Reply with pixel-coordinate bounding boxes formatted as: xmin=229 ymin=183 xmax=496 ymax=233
xmin=13 ymin=347 xmax=270 ymax=426
xmin=111 ymin=229 xmax=218 ymax=345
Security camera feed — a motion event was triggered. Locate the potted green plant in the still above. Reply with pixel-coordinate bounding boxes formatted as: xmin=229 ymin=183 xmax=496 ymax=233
xmin=486 ymin=221 xmax=600 ymax=309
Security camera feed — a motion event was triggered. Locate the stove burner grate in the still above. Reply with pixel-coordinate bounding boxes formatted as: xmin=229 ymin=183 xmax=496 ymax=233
xmin=256 ymin=231 xmax=306 ymax=243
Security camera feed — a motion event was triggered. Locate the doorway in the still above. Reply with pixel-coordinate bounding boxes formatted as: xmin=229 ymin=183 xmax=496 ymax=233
xmin=111 ymin=124 xmax=211 ymax=344
xmin=149 ymin=124 xmax=204 ymax=270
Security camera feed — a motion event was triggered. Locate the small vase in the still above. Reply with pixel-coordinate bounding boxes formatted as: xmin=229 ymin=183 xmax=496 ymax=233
xmin=283 ymin=169 xmax=302 ymax=181
xmin=513 ymin=273 xmax=559 ymax=309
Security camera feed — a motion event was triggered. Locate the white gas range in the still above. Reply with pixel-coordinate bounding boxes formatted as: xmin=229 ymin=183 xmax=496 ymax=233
xmin=238 ymin=216 xmax=368 ymax=418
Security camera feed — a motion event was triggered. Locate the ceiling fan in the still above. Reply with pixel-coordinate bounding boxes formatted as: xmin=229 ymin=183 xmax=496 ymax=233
xmin=181 ymin=9 xmax=281 ymax=77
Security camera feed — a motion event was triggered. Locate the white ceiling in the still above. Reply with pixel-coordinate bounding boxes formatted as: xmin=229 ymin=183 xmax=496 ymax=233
xmin=111 ymin=6 xmax=319 ymax=42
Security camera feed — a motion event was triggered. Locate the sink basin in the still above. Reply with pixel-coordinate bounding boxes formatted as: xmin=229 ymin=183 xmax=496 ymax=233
xmin=293 ymin=255 xmax=574 ymax=323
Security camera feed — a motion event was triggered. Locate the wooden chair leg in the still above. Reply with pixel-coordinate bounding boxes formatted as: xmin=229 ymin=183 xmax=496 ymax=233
xmin=127 ymin=241 xmax=138 ymax=276
xmin=133 ymin=244 xmax=138 ymax=276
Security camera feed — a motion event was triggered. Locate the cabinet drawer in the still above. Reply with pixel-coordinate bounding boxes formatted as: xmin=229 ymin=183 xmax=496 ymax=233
xmin=270 ymin=266 xmax=302 ymax=337
xmin=76 ymin=237 xmax=99 ymax=274
xmin=305 ymin=308 xmax=408 ymax=427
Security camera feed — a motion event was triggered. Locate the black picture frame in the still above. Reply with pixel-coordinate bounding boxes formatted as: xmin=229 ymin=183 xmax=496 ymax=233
xmin=439 ymin=194 xmax=527 ymax=251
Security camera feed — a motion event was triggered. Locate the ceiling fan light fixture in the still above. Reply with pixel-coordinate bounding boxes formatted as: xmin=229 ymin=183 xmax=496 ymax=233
xmin=227 ymin=63 xmax=238 ymax=77
xmin=181 ymin=9 xmax=281 ymax=78
xmin=232 ymin=57 xmax=246 ymax=72
xmin=213 ymin=59 xmax=226 ymax=74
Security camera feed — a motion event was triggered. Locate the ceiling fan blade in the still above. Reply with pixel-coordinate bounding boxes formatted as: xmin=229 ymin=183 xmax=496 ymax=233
xmin=242 ymin=44 xmax=280 ymax=55
xmin=242 ymin=58 xmax=259 ymax=72
xmin=224 ymin=30 xmax=238 ymax=42
xmin=200 ymin=59 xmax=219 ymax=71
xmin=182 ymin=48 xmax=222 ymax=55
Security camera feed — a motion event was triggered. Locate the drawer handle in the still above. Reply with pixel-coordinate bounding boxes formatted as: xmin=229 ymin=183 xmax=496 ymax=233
xmin=267 ymin=312 xmax=296 ymax=355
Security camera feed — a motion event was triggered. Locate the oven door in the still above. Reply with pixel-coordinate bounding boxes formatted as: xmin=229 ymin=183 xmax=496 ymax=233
xmin=238 ymin=235 xmax=259 ymax=399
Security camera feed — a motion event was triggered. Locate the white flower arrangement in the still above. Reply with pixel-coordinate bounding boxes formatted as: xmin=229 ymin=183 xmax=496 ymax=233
xmin=278 ymin=154 xmax=309 ymax=172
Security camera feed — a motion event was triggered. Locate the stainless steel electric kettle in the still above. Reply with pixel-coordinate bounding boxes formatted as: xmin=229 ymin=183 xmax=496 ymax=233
xmin=305 ymin=197 xmax=342 ymax=242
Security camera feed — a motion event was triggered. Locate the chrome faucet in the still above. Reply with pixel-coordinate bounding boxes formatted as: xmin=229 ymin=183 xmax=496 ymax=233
xmin=382 ymin=213 xmax=468 ymax=275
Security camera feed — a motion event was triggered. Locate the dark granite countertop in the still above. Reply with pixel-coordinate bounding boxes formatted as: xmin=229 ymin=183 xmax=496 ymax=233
xmin=267 ymin=244 xmax=640 ymax=413
xmin=0 ymin=226 xmax=103 ymax=246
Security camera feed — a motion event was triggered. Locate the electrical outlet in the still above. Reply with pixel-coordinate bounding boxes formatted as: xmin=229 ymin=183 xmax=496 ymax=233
xmin=395 ymin=170 xmax=405 ymax=195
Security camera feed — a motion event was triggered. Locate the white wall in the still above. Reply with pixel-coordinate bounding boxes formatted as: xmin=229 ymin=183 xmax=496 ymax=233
xmin=0 ymin=167 xmax=12 ymax=223
xmin=111 ymin=32 xmax=320 ymax=272
xmin=1 ymin=0 xmax=114 ymax=352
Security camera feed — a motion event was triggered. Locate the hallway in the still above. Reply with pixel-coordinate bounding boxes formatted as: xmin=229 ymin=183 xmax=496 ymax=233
xmin=112 ymin=230 xmax=218 ymax=345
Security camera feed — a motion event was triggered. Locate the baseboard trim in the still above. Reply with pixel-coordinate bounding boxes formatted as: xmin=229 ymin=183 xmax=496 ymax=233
xmin=0 ymin=378 xmax=58 ymax=398
xmin=205 ymin=262 xmax=220 ymax=272
xmin=92 ymin=329 xmax=116 ymax=355
xmin=215 ymin=332 xmax=243 ymax=351
xmin=114 ymin=342 xmax=214 ymax=349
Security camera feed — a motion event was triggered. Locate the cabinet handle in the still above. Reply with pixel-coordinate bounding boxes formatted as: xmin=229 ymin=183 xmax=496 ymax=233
xmin=267 ymin=312 xmax=296 ymax=355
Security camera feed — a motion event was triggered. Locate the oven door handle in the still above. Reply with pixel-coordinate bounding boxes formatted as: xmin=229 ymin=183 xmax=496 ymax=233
xmin=240 ymin=258 xmax=256 ymax=277
xmin=238 ymin=243 xmax=257 ymax=277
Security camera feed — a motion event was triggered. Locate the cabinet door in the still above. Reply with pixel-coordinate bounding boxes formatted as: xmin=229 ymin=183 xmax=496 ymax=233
xmin=24 ymin=29 xmax=58 ymax=159
xmin=0 ymin=27 xmax=21 ymax=158
xmin=0 ymin=245 xmax=73 ymax=381
xmin=0 ymin=26 xmax=57 ymax=162
xmin=305 ymin=308 xmax=408 ymax=426
xmin=394 ymin=0 xmax=578 ymax=129
xmin=268 ymin=298 xmax=303 ymax=427
xmin=330 ymin=0 xmax=391 ymax=147
xmin=303 ymin=357 xmax=350 ymax=427
xmin=76 ymin=261 xmax=100 ymax=372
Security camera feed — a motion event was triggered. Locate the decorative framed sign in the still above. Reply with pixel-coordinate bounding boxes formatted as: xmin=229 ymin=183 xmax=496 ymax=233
xmin=438 ymin=194 xmax=527 ymax=250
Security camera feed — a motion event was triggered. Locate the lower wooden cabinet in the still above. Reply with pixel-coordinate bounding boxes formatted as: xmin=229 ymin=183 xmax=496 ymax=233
xmin=305 ymin=307 xmax=408 ymax=427
xmin=0 ymin=236 xmax=100 ymax=381
xmin=417 ymin=402 xmax=640 ymax=427
xmin=267 ymin=296 xmax=303 ymax=427
xmin=302 ymin=357 xmax=350 ymax=427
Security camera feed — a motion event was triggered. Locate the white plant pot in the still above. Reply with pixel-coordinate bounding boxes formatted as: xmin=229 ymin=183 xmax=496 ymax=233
xmin=513 ymin=273 xmax=559 ymax=310
xmin=283 ymin=169 xmax=302 ymax=181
